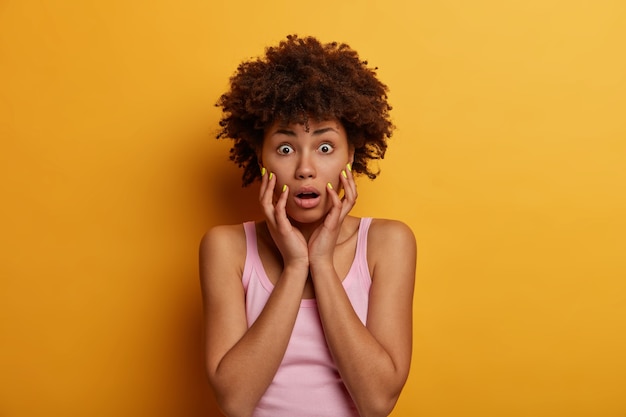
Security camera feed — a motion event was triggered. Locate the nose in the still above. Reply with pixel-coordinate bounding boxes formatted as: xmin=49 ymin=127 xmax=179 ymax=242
xmin=295 ymin=152 xmax=316 ymax=179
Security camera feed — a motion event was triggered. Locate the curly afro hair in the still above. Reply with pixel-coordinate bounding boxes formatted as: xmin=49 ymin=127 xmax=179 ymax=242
xmin=216 ymin=34 xmax=394 ymax=186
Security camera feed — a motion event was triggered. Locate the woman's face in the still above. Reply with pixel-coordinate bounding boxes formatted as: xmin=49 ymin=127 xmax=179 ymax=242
xmin=260 ymin=118 xmax=354 ymax=224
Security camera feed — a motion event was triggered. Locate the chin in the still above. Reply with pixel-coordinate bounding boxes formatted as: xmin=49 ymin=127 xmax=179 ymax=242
xmin=287 ymin=213 xmax=323 ymax=226
xmin=286 ymin=207 xmax=328 ymax=226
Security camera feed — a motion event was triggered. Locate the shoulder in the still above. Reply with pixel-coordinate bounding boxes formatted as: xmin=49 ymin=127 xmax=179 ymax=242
xmin=199 ymin=223 xmax=248 ymax=280
xmin=368 ymin=218 xmax=417 ymax=251
xmin=366 ymin=218 xmax=417 ymax=278
xmin=200 ymin=223 xmax=247 ymax=254
xmin=200 ymin=224 xmax=246 ymax=249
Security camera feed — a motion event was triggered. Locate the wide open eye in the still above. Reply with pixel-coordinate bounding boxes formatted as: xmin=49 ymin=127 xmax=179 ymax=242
xmin=277 ymin=144 xmax=294 ymax=155
xmin=318 ymin=143 xmax=334 ymax=154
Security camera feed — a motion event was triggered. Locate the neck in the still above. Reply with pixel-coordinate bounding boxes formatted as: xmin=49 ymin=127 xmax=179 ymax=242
xmin=289 ymin=217 xmax=324 ymax=242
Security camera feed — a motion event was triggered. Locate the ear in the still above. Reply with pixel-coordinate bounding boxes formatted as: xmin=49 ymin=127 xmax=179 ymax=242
xmin=255 ymin=148 xmax=263 ymax=169
xmin=348 ymin=145 xmax=355 ymax=165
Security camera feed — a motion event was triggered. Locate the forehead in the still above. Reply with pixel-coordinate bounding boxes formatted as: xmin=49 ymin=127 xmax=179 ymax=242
xmin=265 ymin=118 xmax=345 ymax=135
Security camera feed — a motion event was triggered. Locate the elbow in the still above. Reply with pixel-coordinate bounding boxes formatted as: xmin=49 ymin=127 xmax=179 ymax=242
xmin=357 ymin=375 xmax=408 ymax=417
xmin=212 ymin=390 xmax=257 ymax=417
xmin=357 ymin=392 xmax=401 ymax=417
xmin=208 ymin=377 xmax=256 ymax=417
xmin=216 ymin=398 xmax=254 ymax=417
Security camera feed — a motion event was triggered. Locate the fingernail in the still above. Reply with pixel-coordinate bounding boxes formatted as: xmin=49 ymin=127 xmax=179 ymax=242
xmin=282 ymin=184 xmax=287 ymax=193
xmin=269 ymin=172 xmax=273 ymax=180
xmin=327 ymin=182 xmax=333 ymax=190
xmin=347 ymin=163 xmax=352 ymax=172
xmin=261 ymin=167 xmax=266 ymax=176
xmin=342 ymin=170 xmax=347 ymax=179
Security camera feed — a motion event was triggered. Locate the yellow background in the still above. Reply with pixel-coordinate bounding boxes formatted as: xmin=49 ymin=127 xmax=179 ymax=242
xmin=1 ymin=0 xmax=625 ymax=416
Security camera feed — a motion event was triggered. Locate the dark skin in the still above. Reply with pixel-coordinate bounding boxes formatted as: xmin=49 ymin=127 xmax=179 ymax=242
xmin=200 ymin=119 xmax=416 ymax=417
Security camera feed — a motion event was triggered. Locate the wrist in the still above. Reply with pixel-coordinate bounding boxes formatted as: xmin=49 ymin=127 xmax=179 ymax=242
xmin=283 ymin=260 xmax=310 ymax=278
xmin=308 ymin=258 xmax=335 ymax=275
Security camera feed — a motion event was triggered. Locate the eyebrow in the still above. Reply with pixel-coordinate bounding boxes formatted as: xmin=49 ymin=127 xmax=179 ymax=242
xmin=272 ymin=127 xmax=339 ymax=137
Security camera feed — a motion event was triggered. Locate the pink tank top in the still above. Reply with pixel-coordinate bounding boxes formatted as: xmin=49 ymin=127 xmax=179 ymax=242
xmin=242 ymin=217 xmax=373 ymax=417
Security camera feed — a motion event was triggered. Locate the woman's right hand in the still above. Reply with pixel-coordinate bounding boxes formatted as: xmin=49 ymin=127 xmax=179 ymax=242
xmin=259 ymin=168 xmax=309 ymax=270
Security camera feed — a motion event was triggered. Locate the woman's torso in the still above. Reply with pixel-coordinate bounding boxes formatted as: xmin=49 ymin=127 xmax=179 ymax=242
xmin=241 ymin=216 xmax=374 ymax=417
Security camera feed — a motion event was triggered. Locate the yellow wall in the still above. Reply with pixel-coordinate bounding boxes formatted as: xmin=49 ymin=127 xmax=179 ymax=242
xmin=1 ymin=1 xmax=625 ymax=416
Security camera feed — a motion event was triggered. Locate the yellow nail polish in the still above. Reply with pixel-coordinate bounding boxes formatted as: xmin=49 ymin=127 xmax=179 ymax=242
xmin=347 ymin=163 xmax=352 ymax=172
xmin=282 ymin=184 xmax=287 ymax=192
xmin=261 ymin=167 xmax=266 ymax=176
xmin=342 ymin=170 xmax=347 ymax=179
xmin=327 ymin=182 xmax=333 ymax=190
xmin=269 ymin=172 xmax=273 ymax=180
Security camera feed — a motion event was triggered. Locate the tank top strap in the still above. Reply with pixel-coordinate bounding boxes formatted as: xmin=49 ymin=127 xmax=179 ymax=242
xmin=354 ymin=217 xmax=373 ymax=293
xmin=356 ymin=217 xmax=373 ymax=258
xmin=242 ymin=221 xmax=258 ymax=289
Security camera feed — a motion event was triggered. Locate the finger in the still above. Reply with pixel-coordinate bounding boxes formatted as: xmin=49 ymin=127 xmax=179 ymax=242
xmin=258 ymin=167 xmax=272 ymax=220
xmin=340 ymin=166 xmax=357 ymax=202
xmin=337 ymin=170 xmax=356 ymax=219
xmin=274 ymin=184 xmax=291 ymax=232
xmin=326 ymin=181 xmax=342 ymax=208
xmin=342 ymin=164 xmax=357 ymax=201
xmin=260 ymin=171 xmax=277 ymax=225
xmin=258 ymin=166 xmax=268 ymax=202
xmin=261 ymin=171 xmax=276 ymax=206
xmin=324 ymin=182 xmax=343 ymax=227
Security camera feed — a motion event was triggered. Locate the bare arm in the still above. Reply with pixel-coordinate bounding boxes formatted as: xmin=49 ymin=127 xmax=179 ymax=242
xmin=310 ymin=219 xmax=417 ymax=417
xmin=200 ymin=225 xmax=308 ymax=417
xmin=200 ymin=172 xmax=312 ymax=417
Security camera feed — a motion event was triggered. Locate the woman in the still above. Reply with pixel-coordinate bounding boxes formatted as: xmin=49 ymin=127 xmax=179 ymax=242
xmin=200 ymin=35 xmax=417 ymax=417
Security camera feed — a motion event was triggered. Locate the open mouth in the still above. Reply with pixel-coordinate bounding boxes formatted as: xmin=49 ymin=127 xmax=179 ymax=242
xmin=294 ymin=189 xmax=322 ymax=209
xmin=296 ymin=192 xmax=319 ymax=199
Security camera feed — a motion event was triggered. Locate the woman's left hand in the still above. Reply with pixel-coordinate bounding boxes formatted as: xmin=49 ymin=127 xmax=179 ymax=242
xmin=308 ymin=164 xmax=357 ymax=266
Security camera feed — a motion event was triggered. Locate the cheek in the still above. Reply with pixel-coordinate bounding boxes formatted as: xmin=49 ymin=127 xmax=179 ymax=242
xmin=326 ymin=162 xmax=346 ymax=180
